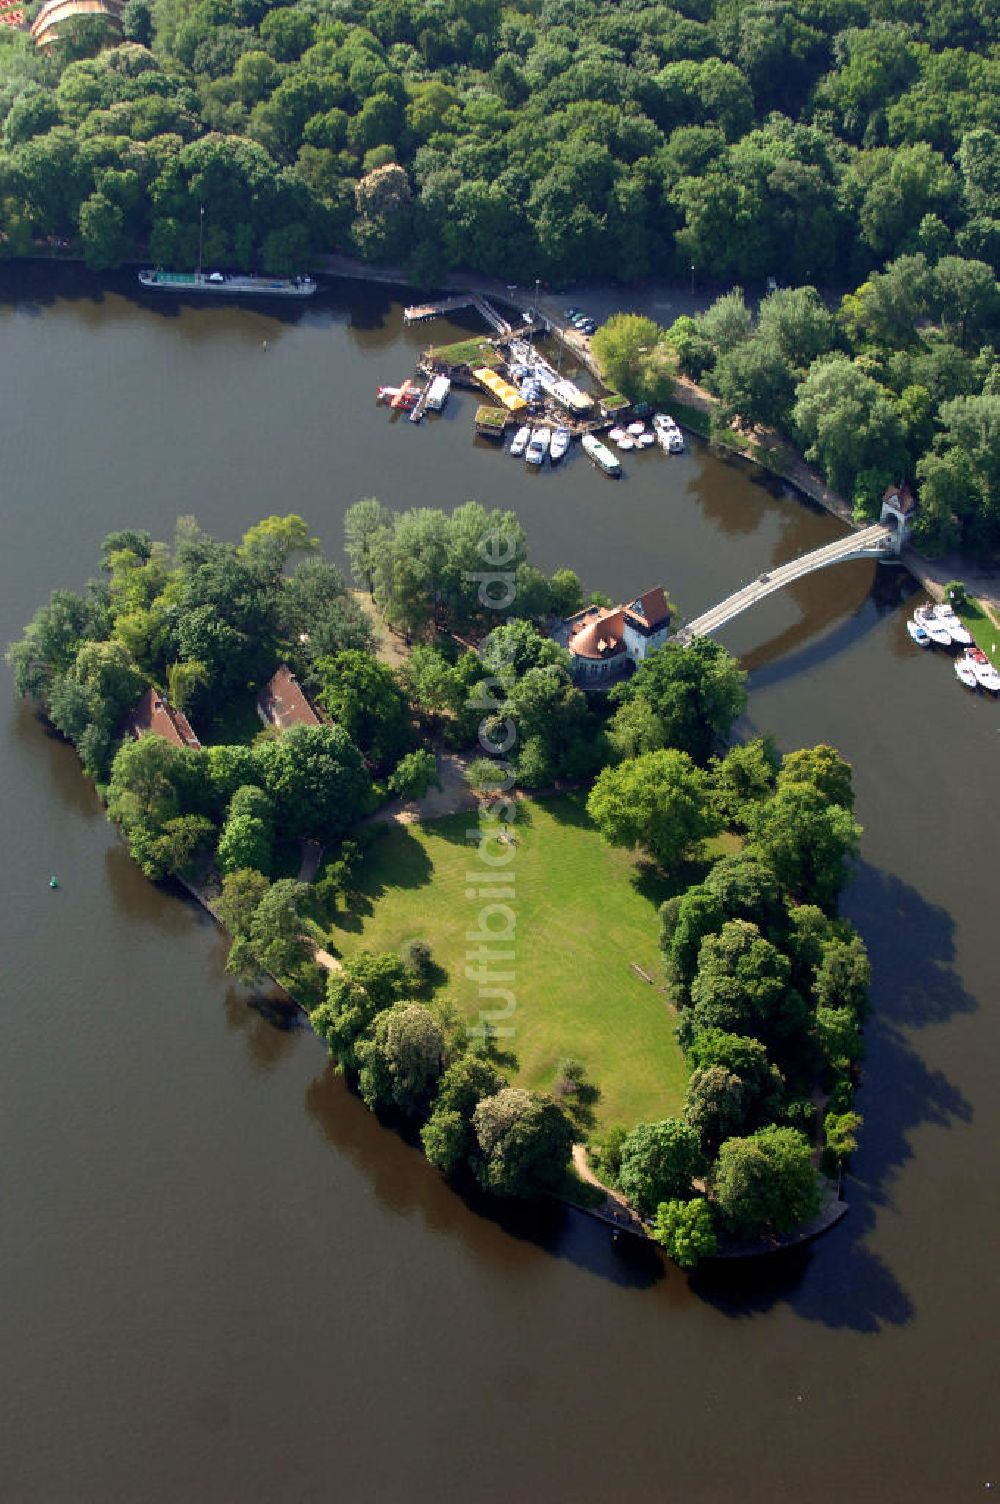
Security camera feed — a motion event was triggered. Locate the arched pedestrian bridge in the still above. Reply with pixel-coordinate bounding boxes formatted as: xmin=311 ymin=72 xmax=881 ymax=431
xmin=673 ymin=522 xmax=897 ymax=645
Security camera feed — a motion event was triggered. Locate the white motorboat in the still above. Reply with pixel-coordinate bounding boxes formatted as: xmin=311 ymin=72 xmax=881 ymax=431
xmin=581 ymin=433 xmax=621 ymax=475
xmin=653 ymin=413 xmax=683 ymax=452
xmin=608 ymin=427 xmax=626 ymax=444
xmin=914 ymin=606 xmax=953 ymax=648
xmin=907 ymin=619 xmax=931 ymax=648
xmin=617 ymin=434 xmax=635 ymax=451
xmin=525 ymin=427 xmax=550 ymax=465
xmin=955 ymin=658 xmax=979 ymax=689
xmin=967 ymin=649 xmax=1000 ymax=691
xmin=636 ymin=432 xmax=655 ymax=449
xmin=549 ymin=426 xmax=571 ymax=462
xmin=627 ymin=421 xmax=646 ymax=437
xmin=510 ymin=425 xmax=531 ymax=457
xmin=932 ymin=604 xmax=972 ymax=645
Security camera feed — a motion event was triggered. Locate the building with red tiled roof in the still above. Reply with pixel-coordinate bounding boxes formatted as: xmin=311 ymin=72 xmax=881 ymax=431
xmin=559 ymin=586 xmax=672 ymax=688
xmin=257 ymin=664 xmax=322 ymax=731
xmin=125 ymin=688 xmax=202 ymax=750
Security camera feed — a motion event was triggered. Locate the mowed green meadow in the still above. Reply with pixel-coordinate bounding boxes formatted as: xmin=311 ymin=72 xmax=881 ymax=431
xmin=331 ymin=794 xmax=691 ymax=1131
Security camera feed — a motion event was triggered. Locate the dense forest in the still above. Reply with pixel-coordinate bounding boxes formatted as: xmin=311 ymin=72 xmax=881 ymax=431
xmin=1 ymin=0 xmax=998 ymax=289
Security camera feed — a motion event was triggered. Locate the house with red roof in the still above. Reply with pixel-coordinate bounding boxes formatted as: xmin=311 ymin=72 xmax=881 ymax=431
xmin=256 ymin=664 xmax=322 ymax=731
xmin=125 ymin=688 xmax=202 ymax=750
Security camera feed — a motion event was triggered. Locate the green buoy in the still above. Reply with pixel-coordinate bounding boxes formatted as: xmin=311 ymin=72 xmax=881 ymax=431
xmin=49 ymin=876 xmax=59 ymax=889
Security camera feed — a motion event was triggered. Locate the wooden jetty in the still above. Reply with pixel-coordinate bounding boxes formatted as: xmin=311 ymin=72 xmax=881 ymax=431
xmin=408 ymin=375 xmax=433 ymax=423
xmin=403 ymin=291 xmax=515 ymax=337
xmin=403 ymin=294 xmax=478 ymax=324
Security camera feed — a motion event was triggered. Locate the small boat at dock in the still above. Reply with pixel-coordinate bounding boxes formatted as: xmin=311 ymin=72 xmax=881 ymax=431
xmin=966 ymin=648 xmax=1000 ymax=692
xmin=424 ymin=374 xmax=451 ymax=411
xmin=653 ymin=413 xmax=685 ymax=453
xmin=510 ymin=425 xmax=531 ymax=457
xmin=582 ymin=433 xmax=621 ymax=475
xmin=914 ymin=606 xmax=953 ymax=648
xmin=955 ymin=658 xmax=979 ymax=689
xmin=525 ymin=427 xmax=550 ymax=465
xmin=550 ymin=426 xmax=571 ymax=462
xmin=907 ymin=619 xmax=931 ymax=648
xmin=931 ymin=604 xmax=972 ymax=646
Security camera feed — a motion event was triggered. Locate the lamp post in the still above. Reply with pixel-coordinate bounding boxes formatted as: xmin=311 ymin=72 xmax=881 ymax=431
xmin=198 ymin=204 xmax=205 ymax=276
xmin=534 ymin=277 xmax=541 ymax=320
xmin=689 ymin=263 xmax=695 ymax=297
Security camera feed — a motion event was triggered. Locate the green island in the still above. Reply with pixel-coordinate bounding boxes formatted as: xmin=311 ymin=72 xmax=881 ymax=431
xmin=8 ymin=502 xmax=869 ymax=1267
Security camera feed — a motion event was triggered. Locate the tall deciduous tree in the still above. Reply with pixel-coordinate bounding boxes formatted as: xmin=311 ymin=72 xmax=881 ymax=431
xmin=472 ymin=1088 xmax=573 ymax=1197
xmin=610 ymin=639 xmax=747 ymax=765
xmin=617 ymin=1119 xmax=706 ymax=1217
xmin=357 ymin=1002 xmax=446 ymax=1118
xmin=713 ymin=1125 xmax=821 ymax=1238
xmin=587 ymin=748 xmax=719 ymax=871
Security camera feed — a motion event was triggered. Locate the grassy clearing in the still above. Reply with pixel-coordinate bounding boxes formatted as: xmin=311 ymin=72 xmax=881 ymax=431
xmin=331 ymin=794 xmax=695 ymax=1133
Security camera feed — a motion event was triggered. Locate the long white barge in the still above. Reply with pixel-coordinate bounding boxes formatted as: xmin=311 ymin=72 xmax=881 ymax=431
xmin=138 ymin=269 xmax=317 ymax=297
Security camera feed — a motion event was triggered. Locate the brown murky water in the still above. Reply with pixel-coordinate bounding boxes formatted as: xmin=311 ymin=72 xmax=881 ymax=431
xmin=0 ymin=264 xmax=995 ymax=1502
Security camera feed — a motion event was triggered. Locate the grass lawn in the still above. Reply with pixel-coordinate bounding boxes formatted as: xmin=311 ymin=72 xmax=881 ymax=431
xmin=330 ymin=794 xmax=695 ymax=1133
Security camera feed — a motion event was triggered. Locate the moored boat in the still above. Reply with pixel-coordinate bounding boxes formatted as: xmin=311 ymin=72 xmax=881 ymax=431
xmin=914 ymin=606 xmax=953 ymax=648
xmin=525 ymin=427 xmax=550 ymax=465
xmin=138 ymin=269 xmax=317 ymax=297
xmin=582 ymin=432 xmax=621 ymax=475
xmin=907 ymin=619 xmax=931 ymax=648
xmin=627 ymin=421 xmax=646 ymax=437
xmin=510 ymin=424 xmax=531 ymax=457
xmin=425 ymin=374 xmax=451 ymax=411
xmin=653 ymin=412 xmax=684 ymax=453
xmin=967 ymin=648 xmax=1000 ymax=692
xmin=550 ymin=426 xmax=571 ymax=462
xmin=636 ymin=432 xmax=655 ymax=449
xmin=932 ymin=604 xmax=972 ymax=645
xmin=617 ymin=434 xmax=635 ymax=451
xmin=955 ymin=657 xmax=979 ymax=689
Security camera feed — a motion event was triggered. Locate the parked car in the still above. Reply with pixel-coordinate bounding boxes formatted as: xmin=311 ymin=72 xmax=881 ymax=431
xmin=580 ymin=319 xmax=597 ymax=334
xmin=572 ymin=314 xmax=590 ymax=328
xmin=565 ymin=307 xmax=579 ymax=320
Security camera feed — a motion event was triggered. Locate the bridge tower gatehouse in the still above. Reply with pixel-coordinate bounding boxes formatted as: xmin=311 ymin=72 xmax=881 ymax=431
xmin=880 ymin=483 xmax=916 ymax=551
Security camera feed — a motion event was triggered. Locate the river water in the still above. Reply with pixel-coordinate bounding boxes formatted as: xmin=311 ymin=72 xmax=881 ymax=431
xmin=0 ymin=264 xmax=995 ymax=1501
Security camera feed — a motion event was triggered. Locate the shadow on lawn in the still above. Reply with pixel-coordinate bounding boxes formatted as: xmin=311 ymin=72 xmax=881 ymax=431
xmin=333 ymin=824 xmax=435 ymax=933
xmin=536 ymin=789 xmax=592 ymax=828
